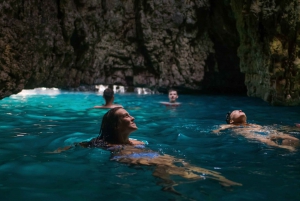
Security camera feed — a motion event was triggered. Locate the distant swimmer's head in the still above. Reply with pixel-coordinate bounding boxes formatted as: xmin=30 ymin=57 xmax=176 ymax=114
xmin=168 ymin=89 xmax=178 ymax=103
xmin=98 ymin=107 xmax=137 ymax=144
xmin=103 ymin=88 xmax=114 ymax=102
xmin=226 ymin=110 xmax=247 ymax=124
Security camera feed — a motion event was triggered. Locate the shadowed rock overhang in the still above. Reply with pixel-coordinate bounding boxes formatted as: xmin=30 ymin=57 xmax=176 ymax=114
xmin=0 ymin=0 xmax=299 ymax=105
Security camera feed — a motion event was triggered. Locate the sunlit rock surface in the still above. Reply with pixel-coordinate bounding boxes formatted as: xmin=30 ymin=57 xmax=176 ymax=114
xmin=232 ymin=0 xmax=300 ymax=105
xmin=0 ymin=0 xmax=299 ymax=105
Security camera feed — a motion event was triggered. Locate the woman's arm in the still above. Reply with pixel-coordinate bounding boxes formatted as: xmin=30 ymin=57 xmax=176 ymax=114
xmin=45 ymin=145 xmax=73 ymax=153
xmin=45 ymin=141 xmax=92 ymax=153
xmin=212 ymin=124 xmax=234 ymax=133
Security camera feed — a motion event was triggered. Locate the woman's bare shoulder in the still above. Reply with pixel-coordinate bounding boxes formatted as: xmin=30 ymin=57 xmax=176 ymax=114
xmin=93 ymin=104 xmax=123 ymax=109
xmin=129 ymin=139 xmax=145 ymax=145
xmin=213 ymin=124 xmax=234 ymax=132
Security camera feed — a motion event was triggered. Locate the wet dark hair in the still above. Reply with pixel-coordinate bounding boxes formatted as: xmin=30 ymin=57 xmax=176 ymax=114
xmin=103 ymin=88 xmax=114 ymax=102
xmin=93 ymin=107 xmax=123 ymax=146
xmin=226 ymin=111 xmax=232 ymax=124
xmin=168 ymin=88 xmax=177 ymax=93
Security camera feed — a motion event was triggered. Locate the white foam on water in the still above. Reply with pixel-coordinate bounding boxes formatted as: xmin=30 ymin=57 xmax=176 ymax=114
xmin=14 ymin=87 xmax=61 ymax=96
xmin=11 ymin=85 xmax=156 ymax=98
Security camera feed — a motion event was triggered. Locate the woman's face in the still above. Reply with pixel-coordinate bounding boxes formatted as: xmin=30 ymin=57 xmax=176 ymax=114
xmin=115 ymin=109 xmax=137 ymax=133
xmin=230 ymin=110 xmax=247 ymax=124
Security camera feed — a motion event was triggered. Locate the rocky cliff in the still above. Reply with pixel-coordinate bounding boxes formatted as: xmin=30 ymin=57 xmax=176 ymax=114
xmin=232 ymin=0 xmax=300 ymax=105
xmin=0 ymin=0 xmax=299 ymax=105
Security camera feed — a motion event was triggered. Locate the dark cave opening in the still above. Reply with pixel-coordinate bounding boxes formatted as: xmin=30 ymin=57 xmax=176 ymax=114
xmin=202 ymin=44 xmax=247 ymax=95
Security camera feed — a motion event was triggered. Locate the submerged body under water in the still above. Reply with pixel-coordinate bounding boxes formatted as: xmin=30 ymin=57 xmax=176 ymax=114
xmin=0 ymin=89 xmax=299 ymax=201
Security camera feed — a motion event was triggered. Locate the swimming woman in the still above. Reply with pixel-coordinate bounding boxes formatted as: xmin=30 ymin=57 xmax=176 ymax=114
xmin=213 ymin=110 xmax=300 ymax=151
xmin=52 ymin=107 xmax=241 ymax=194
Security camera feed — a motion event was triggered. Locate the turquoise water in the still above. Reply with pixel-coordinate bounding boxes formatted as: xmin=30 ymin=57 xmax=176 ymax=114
xmin=0 ymin=89 xmax=300 ymax=201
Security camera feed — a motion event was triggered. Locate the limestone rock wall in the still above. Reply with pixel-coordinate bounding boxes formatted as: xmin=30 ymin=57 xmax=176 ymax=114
xmin=0 ymin=0 xmax=299 ymax=105
xmin=232 ymin=0 xmax=300 ymax=105
xmin=0 ymin=0 xmax=242 ymax=98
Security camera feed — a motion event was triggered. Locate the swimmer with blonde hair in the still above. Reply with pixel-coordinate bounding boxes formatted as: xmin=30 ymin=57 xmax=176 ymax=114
xmin=213 ymin=110 xmax=300 ymax=151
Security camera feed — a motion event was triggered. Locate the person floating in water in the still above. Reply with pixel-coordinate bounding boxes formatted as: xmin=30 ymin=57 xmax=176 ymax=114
xmin=213 ymin=110 xmax=300 ymax=151
xmin=93 ymin=88 xmax=123 ymax=109
xmin=51 ymin=107 xmax=241 ymax=195
xmin=160 ymin=89 xmax=181 ymax=106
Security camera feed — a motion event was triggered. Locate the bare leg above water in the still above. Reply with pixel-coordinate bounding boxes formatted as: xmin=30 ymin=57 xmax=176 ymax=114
xmin=116 ymin=152 xmax=242 ymax=187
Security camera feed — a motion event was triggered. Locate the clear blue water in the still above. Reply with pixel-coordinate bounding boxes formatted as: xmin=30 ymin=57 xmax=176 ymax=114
xmin=0 ymin=89 xmax=300 ymax=201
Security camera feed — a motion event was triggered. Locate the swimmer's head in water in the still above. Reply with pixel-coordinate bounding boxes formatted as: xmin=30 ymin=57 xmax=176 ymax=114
xmin=226 ymin=111 xmax=232 ymax=124
xmin=98 ymin=107 xmax=137 ymax=144
xmin=103 ymin=88 xmax=114 ymax=102
xmin=168 ymin=89 xmax=178 ymax=103
xmin=98 ymin=107 xmax=123 ymax=143
xmin=226 ymin=110 xmax=247 ymax=124
xmin=114 ymin=108 xmax=137 ymax=133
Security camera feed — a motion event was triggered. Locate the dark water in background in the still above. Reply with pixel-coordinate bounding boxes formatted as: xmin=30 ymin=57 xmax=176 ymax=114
xmin=0 ymin=89 xmax=299 ymax=201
